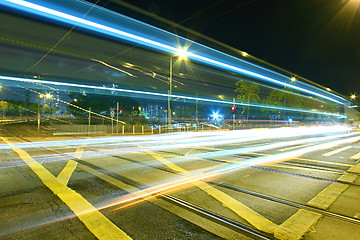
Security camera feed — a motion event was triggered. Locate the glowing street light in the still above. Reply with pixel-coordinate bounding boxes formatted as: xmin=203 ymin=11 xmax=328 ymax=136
xmin=45 ymin=93 xmax=52 ymax=99
xmin=212 ymin=112 xmax=220 ymax=120
xmin=350 ymin=94 xmax=356 ymax=100
xmin=291 ymin=77 xmax=296 ymax=82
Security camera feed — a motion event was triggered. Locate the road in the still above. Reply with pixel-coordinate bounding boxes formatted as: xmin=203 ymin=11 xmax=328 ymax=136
xmin=1 ymin=124 xmax=360 ymax=240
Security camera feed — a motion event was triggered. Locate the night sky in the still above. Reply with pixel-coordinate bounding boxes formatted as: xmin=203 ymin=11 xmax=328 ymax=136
xmin=120 ymin=0 xmax=360 ymax=98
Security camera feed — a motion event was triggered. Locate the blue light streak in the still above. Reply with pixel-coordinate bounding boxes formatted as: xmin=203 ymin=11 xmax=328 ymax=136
xmin=0 ymin=75 xmax=346 ymax=118
xmin=0 ymin=0 xmax=347 ymax=105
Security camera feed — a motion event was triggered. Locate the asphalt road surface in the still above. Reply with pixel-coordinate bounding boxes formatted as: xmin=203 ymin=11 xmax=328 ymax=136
xmin=1 ymin=123 xmax=360 ymax=240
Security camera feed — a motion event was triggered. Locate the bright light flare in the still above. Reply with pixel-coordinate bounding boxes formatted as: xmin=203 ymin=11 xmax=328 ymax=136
xmin=176 ymin=48 xmax=188 ymax=60
xmin=212 ymin=112 xmax=220 ymax=120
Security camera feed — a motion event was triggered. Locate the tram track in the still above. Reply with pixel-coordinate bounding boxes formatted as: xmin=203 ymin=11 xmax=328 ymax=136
xmin=113 ymin=151 xmax=360 ymax=225
xmin=2 ymin=124 xmax=360 ymax=238
xmin=77 ymin=159 xmax=274 ymax=240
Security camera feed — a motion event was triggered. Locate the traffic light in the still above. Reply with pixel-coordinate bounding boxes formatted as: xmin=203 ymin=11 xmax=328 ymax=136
xmin=231 ymin=106 xmax=236 ymax=113
xmin=119 ymin=109 xmax=123 ymax=114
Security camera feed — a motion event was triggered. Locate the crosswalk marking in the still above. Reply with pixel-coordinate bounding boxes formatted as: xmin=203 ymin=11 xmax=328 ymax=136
xmin=322 ymin=146 xmax=352 ymax=157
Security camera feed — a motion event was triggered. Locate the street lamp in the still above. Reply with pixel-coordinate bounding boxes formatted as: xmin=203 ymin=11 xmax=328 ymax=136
xmin=37 ymin=93 xmax=53 ymax=132
xmin=168 ymin=48 xmax=188 ymax=129
xmin=350 ymin=94 xmax=356 ymax=100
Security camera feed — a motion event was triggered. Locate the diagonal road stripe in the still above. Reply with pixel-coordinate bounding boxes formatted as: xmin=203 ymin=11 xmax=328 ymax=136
xmin=1 ymin=137 xmax=131 ymax=240
xmin=146 ymin=150 xmax=277 ymax=234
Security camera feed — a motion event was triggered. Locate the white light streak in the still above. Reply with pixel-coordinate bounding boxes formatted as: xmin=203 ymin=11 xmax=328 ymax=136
xmin=0 ymin=75 xmax=346 ymax=118
xmin=0 ymin=0 xmax=347 ymax=105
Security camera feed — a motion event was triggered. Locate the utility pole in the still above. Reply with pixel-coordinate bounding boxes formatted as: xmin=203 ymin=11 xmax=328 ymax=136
xmin=233 ymin=98 xmax=235 ymax=130
xmin=37 ymin=90 xmax=41 ymax=132
xmin=88 ymin=107 xmax=91 ymax=134
xmin=168 ymin=57 xmax=172 ymax=129
xmin=116 ymin=102 xmax=119 ymax=134
xmin=196 ymin=92 xmax=198 ymax=126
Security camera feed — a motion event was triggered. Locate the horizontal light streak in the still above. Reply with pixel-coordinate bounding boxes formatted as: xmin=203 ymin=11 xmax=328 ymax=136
xmin=0 ymin=75 xmax=346 ymax=118
xmin=96 ymin=132 xmax=360 ymax=212
xmin=0 ymin=126 xmax=349 ymax=152
xmin=2 ymin=127 xmax=358 ymax=234
xmin=0 ymin=126 xmax=352 ymax=171
xmin=0 ymin=0 xmax=346 ymax=105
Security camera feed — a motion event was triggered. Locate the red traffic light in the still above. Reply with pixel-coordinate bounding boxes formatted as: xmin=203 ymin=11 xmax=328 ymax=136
xmin=231 ymin=106 xmax=236 ymax=111
xmin=119 ymin=109 xmax=123 ymax=114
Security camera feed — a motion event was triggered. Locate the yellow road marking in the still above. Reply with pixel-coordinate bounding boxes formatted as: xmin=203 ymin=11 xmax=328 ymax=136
xmin=56 ymin=141 xmax=87 ymax=185
xmin=74 ymin=148 xmax=85 ymax=159
xmin=195 ymin=146 xmax=353 ymax=168
xmin=274 ymin=209 xmax=321 ymax=240
xmin=57 ymin=160 xmax=78 ymax=185
xmin=348 ymin=163 xmax=360 ymax=174
xmin=278 ymin=143 xmax=314 ymax=152
xmin=322 ymin=146 xmax=352 ymax=157
xmin=276 ymin=163 xmax=358 ymax=240
xmin=195 ymin=146 xmax=223 ymax=151
xmin=79 ymin=164 xmax=138 ymax=192
xmin=146 ymin=151 xmax=277 ymax=234
xmin=350 ymin=151 xmax=360 ymax=160
xmin=78 ymin=162 xmax=248 ymax=239
xmin=1 ymin=137 xmax=131 ymax=240
xmin=242 ymin=152 xmax=353 ymax=167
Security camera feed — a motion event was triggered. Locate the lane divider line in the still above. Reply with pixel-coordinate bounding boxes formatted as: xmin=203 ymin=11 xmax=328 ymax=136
xmin=322 ymin=146 xmax=352 ymax=157
xmin=350 ymin=152 xmax=360 ymax=160
xmin=278 ymin=143 xmax=315 ymax=152
xmin=146 ymin=150 xmax=278 ymax=234
xmin=78 ymin=162 xmax=248 ymax=239
xmin=1 ymin=137 xmax=132 ymax=240
xmin=57 ymin=160 xmax=78 ymax=185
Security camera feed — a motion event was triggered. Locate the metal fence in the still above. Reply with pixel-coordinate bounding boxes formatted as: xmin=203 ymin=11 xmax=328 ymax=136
xmin=50 ymin=121 xmax=300 ymax=135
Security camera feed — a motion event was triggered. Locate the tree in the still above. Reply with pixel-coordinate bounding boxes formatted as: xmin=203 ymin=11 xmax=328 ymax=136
xmin=283 ymin=90 xmax=304 ymax=109
xmin=235 ymin=80 xmax=261 ymax=121
xmin=0 ymin=101 xmax=9 ymax=118
xmin=42 ymin=104 xmax=51 ymax=115
xmin=262 ymin=90 xmax=285 ymax=120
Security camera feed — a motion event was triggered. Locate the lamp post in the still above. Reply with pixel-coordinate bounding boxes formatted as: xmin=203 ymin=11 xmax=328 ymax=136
xmin=168 ymin=57 xmax=173 ymax=129
xmin=168 ymin=48 xmax=187 ymax=129
xmin=37 ymin=91 xmax=41 ymax=132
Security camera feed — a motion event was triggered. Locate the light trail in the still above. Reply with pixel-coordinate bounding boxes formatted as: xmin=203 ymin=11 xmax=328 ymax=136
xmin=3 ymin=128 xmax=359 ymax=235
xmin=0 ymin=75 xmax=346 ymax=118
xmin=0 ymin=126 xmax=354 ymax=172
xmin=94 ymin=132 xmax=360 ymax=213
xmin=0 ymin=0 xmax=347 ymax=105
xmin=0 ymin=126 xmax=349 ymax=151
